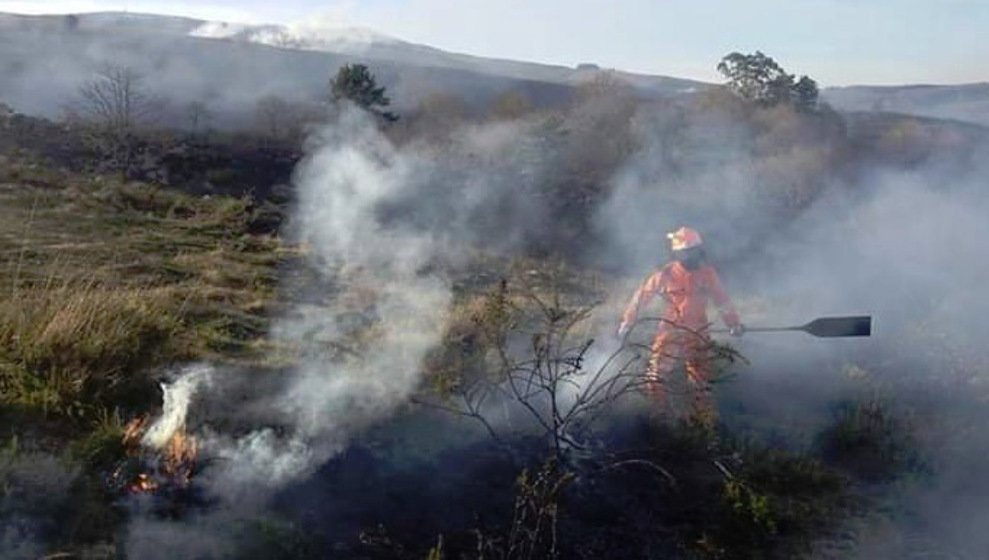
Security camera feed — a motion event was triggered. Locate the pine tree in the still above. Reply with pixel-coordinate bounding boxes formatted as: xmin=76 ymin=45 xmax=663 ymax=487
xmin=329 ymin=63 xmax=398 ymax=122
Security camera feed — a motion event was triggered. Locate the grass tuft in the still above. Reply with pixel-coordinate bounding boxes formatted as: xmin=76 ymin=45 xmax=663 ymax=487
xmin=0 ymin=277 xmax=181 ymax=416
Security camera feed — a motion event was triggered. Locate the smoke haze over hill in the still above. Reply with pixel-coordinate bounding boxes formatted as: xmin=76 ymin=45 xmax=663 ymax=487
xmin=2 ymin=11 xmax=987 ymax=130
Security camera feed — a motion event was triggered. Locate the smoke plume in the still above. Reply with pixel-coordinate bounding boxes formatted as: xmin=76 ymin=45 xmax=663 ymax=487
xmin=118 ymin=90 xmax=989 ymax=557
xmin=595 ymin=98 xmax=989 ymax=557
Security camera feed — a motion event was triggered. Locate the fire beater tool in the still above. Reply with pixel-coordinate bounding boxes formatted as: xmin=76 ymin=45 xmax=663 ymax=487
xmin=715 ymin=315 xmax=872 ymax=338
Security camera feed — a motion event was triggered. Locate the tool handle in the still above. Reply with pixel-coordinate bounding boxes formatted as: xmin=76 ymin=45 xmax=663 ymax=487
xmin=710 ymin=326 xmax=799 ymax=333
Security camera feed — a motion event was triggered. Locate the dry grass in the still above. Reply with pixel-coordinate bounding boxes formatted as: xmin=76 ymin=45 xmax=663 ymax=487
xmin=0 ymin=157 xmax=295 ymax=422
xmin=0 ymin=277 xmax=181 ymax=415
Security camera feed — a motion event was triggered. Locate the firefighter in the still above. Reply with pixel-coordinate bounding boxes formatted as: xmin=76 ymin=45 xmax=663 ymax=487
xmin=617 ymin=226 xmax=744 ymax=422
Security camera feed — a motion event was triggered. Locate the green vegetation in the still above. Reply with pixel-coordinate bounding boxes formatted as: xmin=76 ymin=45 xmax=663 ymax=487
xmin=0 ymin=150 xmax=292 ymax=444
xmin=0 ymin=146 xmax=300 ymax=555
xmin=717 ymin=51 xmax=819 ymax=111
xmin=330 ymin=63 xmax=399 ymax=122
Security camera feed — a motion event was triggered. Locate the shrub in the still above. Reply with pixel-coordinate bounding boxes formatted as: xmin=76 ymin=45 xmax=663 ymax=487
xmin=815 ymin=398 xmax=925 ymax=482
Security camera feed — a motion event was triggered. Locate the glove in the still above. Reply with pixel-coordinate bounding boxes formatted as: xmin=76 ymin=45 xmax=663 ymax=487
xmin=728 ymin=323 xmax=746 ymax=337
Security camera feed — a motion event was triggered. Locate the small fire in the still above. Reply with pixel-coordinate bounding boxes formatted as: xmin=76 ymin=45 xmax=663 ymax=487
xmin=109 ymin=414 xmax=200 ymax=496
xmin=122 ymin=415 xmax=149 ymax=447
xmin=107 ymin=367 xmax=210 ymax=500
xmin=129 ymin=472 xmax=159 ymax=494
xmin=162 ymin=430 xmax=198 ymax=487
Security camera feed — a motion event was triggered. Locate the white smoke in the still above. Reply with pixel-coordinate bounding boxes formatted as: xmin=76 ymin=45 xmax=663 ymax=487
xmin=183 ymin=107 xmax=453 ymax=498
xmin=189 ymin=19 xmax=395 ymax=51
xmin=125 ymin=106 xmax=459 ymax=556
xmin=141 ymin=364 xmax=211 ymax=449
xmin=126 ymin=109 xmax=577 ymax=552
xmin=593 ymin=99 xmax=989 ymax=556
xmin=248 ymin=24 xmax=396 ymax=51
xmin=188 ymin=21 xmax=250 ymax=39
xmin=0 ymin=450 xmax=77 ymax=560
xmin=120 ymin=93 xmax=989 ymax=558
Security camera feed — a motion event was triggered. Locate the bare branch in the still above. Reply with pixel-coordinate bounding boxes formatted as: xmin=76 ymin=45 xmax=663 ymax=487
xmin=595 ymin=458 xmax=678 ymax=488
xmin=70 ymin=62 xmax=163 ymax=174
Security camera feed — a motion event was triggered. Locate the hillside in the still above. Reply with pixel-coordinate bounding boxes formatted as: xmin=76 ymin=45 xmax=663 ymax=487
xmin=822 ymin=82 xmax=989 ymax=127
xmin=3 ymin=11 xmax=988 ymax=131
xmin=0 ymin=11 xmax=699 ymax=128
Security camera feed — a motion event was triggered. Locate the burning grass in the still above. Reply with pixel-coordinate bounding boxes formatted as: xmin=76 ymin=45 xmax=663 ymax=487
xmin=107 ymin=414 xmax=200 ymax=498
xmin=0 ymin=167 xmax=280 ymax=553
xmin=0 ymin=159 xmax=291 ymax=551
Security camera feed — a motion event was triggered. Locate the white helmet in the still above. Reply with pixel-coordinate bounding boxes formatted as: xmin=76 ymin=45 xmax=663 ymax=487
xmin=667 ymin=226 xmax=703 ymax=251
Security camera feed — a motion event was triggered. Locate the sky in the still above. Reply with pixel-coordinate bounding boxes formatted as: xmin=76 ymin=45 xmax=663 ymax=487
xmin=0 ymin=0 xmax=987 ymax=86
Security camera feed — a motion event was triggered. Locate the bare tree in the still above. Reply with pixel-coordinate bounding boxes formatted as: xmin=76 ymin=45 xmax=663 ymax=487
xmin=419 ymin=271 xmax=748 ymax=559
xmin=77 ymin=64 xmax=157 ymax=129
xmin=421 ymin=278 xmax=694 ymax=560
xmin=254 ymin=95 xmax=291 ymax=141
xmin=421 ymin=279 xmax=648 ymax=461
xmin=69 ymin=63 xmax=163 ymax=174
xmin=185 ymin=100 xmax=212 ymax=136
xmin=254 ymin=95 xmax=321 ymax=146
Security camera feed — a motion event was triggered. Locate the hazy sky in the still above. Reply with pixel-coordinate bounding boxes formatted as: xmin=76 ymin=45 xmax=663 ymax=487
xmin=1 ymin=0 xmax=986 ymax=86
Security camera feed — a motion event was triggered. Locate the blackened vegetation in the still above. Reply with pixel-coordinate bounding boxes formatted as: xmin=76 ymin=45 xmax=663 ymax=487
xmin=255 ymin=389 xmax=932 ymax=560
xmin=255 ymin=413 xmax=849 ymax=559
xmin=271 ymin=434 xmax=522 ymax=558
xmin=815 ymin=399 xmax=927 ymax=483
xmin=0 ymin=106 xmax=300 ymax=203
xmin=239 ymin=282 xmax=849 ymax=560
xmin=154 ymin=139 xmax=299 ymax=202
xmin=4 ymin=75 xmax=987 ymax=268
xmin=842 ymin=111 xmax=989 ymax=171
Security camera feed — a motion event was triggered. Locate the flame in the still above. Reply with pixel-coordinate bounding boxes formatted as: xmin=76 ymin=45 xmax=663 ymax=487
xmin=109 ymin=367 xmax=209 ymax=496
xmin=129 ymin=472 xmax=159 ymax=494
xmin=123 ymin=415 xmax=149 ymax=447
xmin=162 ymin=430 xmax=198 ymax=487
xmin=112 ymin=415 xmax=200 ymax=496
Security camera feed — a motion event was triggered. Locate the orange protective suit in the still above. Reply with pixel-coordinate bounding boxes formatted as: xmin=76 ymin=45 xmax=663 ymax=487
xmin=621 ymin=260 xmax=741 ymax=418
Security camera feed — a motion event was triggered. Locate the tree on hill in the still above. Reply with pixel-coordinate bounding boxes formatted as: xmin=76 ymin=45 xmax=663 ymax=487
xmin=329 ymin=63 xmax=398 ymax=122
xmin=68 ymin=63 xmax=164 ymax=174
xmin=717 ymin=51 xmax=818 ymax=111
xmin=792 ymin=75 xmax=820 ymax=112
xmin=185 ymin=100 xmax=212 ymax=136
xmin=254 ymin=95 xmax=322 ymax=145
xmin=255 ymin=95 xmax=295 ymax=142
